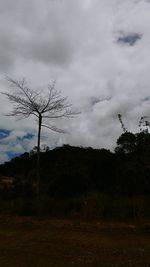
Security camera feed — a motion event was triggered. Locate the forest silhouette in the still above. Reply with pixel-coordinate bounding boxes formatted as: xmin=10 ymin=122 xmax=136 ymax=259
xmin=0 ymin=126 xmax=150 ymax=219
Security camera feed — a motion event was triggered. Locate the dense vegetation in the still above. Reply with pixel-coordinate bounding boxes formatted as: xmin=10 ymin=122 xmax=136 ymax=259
xmin=0 ymin=130 xmax=150 ymax=219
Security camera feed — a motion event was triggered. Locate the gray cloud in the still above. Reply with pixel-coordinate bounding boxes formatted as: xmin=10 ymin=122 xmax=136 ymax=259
xmin=0 ymin=0 xmax=77 ymax=70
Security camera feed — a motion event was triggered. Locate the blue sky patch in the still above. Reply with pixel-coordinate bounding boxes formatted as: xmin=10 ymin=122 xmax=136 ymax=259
xmin=143 ymin=96 xmax=150 ymax=102
xmin=0 ymin=129 xmax=34 ymax=161
xmin=0 ymin=129 xmax=11 ymax=139
xmin=17 ymin=133 xmax=34 ymax=141
xmin=7 ymin=152 xmax=21 ymax=160
xmin=23 ymin=133 xmax=34 ymax=140
xmin=117 ymin=33 xmax=142 ymax=46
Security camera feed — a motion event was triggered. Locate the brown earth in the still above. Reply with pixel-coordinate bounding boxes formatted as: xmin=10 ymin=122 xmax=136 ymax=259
xmin=0 ymin=216 xmax=149 ymax=267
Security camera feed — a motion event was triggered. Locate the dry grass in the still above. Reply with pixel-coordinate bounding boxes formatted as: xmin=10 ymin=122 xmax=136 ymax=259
xmin=0 ymin=216 xmax=149 ymax=267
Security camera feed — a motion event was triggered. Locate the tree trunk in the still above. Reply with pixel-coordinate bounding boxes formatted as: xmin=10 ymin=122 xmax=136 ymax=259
xmin=36 ymin=114 xmax=42 ymax=195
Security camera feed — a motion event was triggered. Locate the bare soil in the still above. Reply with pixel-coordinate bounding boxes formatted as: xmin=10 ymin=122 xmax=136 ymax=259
xmin=0 ymin=216 xmax=149 ymax=267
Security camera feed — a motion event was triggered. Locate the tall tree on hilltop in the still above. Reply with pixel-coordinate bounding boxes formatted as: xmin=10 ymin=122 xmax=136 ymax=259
xmin=2 ymin=77 xmax=78 ymax=195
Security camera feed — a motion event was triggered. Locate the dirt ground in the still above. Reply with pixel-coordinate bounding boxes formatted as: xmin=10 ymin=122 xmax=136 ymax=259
xmin=0 ymin=216 xmax=149 ymax=267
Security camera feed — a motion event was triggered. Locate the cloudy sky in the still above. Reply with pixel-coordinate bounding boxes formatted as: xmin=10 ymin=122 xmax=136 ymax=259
xmin=0 ymin=0 xmax=150 ymax=162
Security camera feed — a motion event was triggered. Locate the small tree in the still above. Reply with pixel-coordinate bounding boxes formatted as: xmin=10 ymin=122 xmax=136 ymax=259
xmin=139 ymin=116 xmax=150 ymax=132
xmin=116 ymin=114 xmax=150 ymax=154
xmin=115 ymin=132 xmax=136 ymax=154
xmin=2 ymin=77 xmax=78 ymax=194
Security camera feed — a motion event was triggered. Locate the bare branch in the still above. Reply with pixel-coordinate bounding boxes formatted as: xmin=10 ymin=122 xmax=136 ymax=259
xmin=41 ymin=124 xmax=68 ymax=134
xmin=42 ymin=109 xmax=80 ymax=119
xmin=5 ymin=77 xmax=40 ymax=113
xmin=41 ymin=82 xmax=56 ymax=113
xmin=2 ymin=76 xmax=79 ymax=129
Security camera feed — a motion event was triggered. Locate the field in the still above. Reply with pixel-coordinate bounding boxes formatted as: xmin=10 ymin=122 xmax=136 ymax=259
xmin=0 ymin=216 xmax=150 ymax=267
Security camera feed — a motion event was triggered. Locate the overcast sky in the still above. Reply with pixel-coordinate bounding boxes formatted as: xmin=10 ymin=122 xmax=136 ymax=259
xmin=0 ymin=0 xmax=150 ymax=162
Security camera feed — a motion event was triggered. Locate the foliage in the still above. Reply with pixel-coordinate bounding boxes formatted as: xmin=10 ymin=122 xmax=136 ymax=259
xmin=115 ymin=132 xmax=136 ymax=153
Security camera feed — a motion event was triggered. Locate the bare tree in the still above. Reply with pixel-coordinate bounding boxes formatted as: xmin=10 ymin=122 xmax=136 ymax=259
xmin=2 ymin=77 xmax=78 ymax=194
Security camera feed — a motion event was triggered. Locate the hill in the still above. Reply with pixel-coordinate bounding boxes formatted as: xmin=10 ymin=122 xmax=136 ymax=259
xmin=0 ymin=139 xmax=150 ymax=218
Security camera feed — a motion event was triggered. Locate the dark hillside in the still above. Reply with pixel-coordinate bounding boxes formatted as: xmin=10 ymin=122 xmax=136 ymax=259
xmin=0 ymin=140 xmax=150 ymax=218
xmin=0 ymin=142 xmax=150 ymax=197
xmin=0 ymin=145 xmax=116 ymax=197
